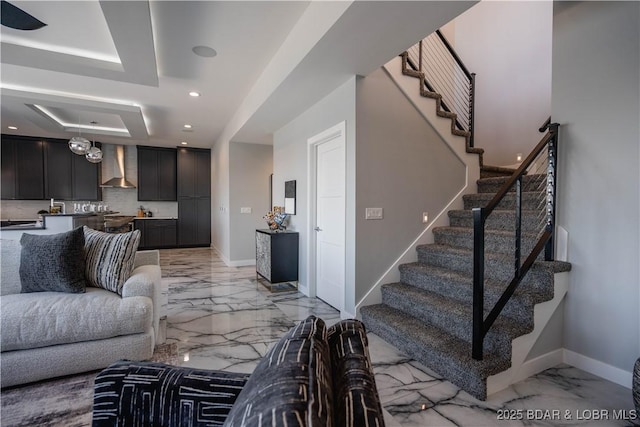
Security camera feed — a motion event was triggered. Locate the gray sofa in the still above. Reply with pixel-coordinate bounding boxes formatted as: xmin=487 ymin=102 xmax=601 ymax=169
xmin=0 ymin=238 xmax=163 ymax=388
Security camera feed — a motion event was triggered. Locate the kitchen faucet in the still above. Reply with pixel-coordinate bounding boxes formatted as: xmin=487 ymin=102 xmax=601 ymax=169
xmin=50 ymin=199 xmax=66 ymax=214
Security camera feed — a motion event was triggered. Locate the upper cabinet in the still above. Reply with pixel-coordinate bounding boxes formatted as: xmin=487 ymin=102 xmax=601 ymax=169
xmin=177 ymin=147 xmax=211 ymax=198
xmin=1 ymin=135 xmax=101 ymax=201
xmin=137 ymin=146 xmax=177 ymax=201
xmin=44 ymin=139 xmax=101 ymax=201
xmin=1 ymin=135 xmax=45 ymax=200
xmin=177 ymin=147 xmax=211 ymax=247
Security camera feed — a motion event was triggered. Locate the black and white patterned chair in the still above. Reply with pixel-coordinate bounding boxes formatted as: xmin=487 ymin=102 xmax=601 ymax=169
xmin=92 ymin=316 xmax=385 ymax=427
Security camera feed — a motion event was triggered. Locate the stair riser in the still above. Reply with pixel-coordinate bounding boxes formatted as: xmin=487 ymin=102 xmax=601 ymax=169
xmin=381 ymin=286 xmax=514 ymax=357
xmin=448 ymin=211 xmax=543 ymax=233
xmin=434 ymin=229 xmax=539 ymax=256
xmin=361 ymin=309 xmax=489 ymax=400
xmin=463 ymin=193 xmax=545 ymax=210
xmin=477 ymin=176 xmax=547 ymax=194
xmin=416 ymin=249 xmax=554 ymax=294
xmin=398 ymin=266 xmax=538 ymax=319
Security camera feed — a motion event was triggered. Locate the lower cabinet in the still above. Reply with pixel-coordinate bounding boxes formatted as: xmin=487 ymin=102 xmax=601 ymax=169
xmin=178 ymin=197 xmax=210 ymax=247
xmin=134 ymin=219 xmax=177 ymax=249
xmin=255 ymin=229 xmax=299 ymax=283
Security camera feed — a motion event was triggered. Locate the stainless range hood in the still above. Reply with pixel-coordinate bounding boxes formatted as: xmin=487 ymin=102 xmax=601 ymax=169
xmin=100 ymin=145 xmax=136 ymax=188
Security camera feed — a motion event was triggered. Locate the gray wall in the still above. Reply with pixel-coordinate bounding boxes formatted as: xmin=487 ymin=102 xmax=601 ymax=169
xmin=355 ymin=68 xmax=465 ymax=305
xmin=229 ymin=142 xmax=273 ymax=262
xmin=443 ymin=1 xmax=553 ymax=166
xmin=212 ymin=139 xmax=230 ymax=258
xmin=273 ymin=77 xmax=356 ymax=312
xmin=552 ymin=1 xmax=640 ymax=373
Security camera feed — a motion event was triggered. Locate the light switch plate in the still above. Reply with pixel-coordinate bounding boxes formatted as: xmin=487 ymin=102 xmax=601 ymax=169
xmin=240 ymin=207 xmax=252 ymax=214
xmin=365 ymin=207 xmax=383 ymax=220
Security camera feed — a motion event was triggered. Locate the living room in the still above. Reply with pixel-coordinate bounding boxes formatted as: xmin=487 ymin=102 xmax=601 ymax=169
xmin=1 ymin=1 xmax=639 ymax=425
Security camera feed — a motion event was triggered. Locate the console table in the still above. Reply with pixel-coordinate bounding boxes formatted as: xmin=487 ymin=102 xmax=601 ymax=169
xmin=255 ymin=229 xmax=298 ymax=289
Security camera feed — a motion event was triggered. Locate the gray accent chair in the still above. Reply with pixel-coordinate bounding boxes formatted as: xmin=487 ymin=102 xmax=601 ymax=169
xmin=0 ymin=239 xmax=163 ymax=388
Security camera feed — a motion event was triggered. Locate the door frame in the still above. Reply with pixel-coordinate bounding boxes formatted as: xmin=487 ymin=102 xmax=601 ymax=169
xmin=306 ymin=121 xmax=346 ymax=303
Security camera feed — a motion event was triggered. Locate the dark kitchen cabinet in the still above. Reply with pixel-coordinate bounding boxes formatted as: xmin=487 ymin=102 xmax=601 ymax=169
xmin=1 ymin=135 xmax=45 ymax=200
xmin=1 ymin=138 xmax=17 ymax=199
xmin=177 ymin=147 xmax=210 ymax=198
xmin=44 ymin=139 xmax=101 ymax=201
xmin=137 ymin=146 xmax=177 ymax=201
xmin=1 ymin=135 xmax=100 ymax=201
xmin=177 ymin=198 xmax=211 ymax=247
xmin=45 ymin=140 xmax=73 ymax=200
xmin=177 ymin=147 xmax=211 ymax=247
xmin=134 ymin=219 xmax=177 ymax=249
xmin=72 ymin=151 xmax=101 ymax=200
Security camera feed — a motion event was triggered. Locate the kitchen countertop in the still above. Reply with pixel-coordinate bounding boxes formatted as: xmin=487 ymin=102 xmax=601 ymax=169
xmin=0 ymin=223 xmax=44 ymax=231
xmin=133 ymin=217 xmax=178 ymax=220
xmin=42 ymin=213 xmax=98 ymax=217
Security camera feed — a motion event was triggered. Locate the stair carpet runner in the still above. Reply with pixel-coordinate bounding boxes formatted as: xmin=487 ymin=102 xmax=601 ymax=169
xmin=361 ymin=175 xmax=571 ymax=400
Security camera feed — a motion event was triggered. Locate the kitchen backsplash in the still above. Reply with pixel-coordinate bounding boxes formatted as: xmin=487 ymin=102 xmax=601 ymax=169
xmin=1 ymin=144 xmax=178 ymax=220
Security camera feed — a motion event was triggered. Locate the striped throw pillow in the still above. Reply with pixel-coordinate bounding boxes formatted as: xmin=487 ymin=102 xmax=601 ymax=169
xmin=83 ymin=226 xmax=141 ymax=295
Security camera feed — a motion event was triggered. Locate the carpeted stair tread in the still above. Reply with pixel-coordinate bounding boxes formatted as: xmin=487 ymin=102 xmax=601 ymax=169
xmin=477 ymin=174 xmax=547 ymax=194
xmin=361 ymin=304 xmax=510 ymax=400
xmin=448 ymin=209 xmax=543 ymax=232
xmin=433 ymin=226 xmax=540 ymax=255
xmin=463 ymin=192 xmax=545 ymax=210
xmin=398 ymin=262 xmax=548 ymax=310
xmin=480 ymin=165 xmax=516 ymax=178
xmin=416 ymin=244 xmax=571 ymax=289
xmin=381 ymin=283 xmax=532 ymax=356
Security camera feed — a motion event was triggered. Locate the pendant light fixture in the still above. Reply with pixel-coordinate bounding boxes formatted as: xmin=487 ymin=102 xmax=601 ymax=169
xmin=68 ymin=117 xmax=91 ymax=155
xmin=85 ymin=121 xmax=103 ymax=163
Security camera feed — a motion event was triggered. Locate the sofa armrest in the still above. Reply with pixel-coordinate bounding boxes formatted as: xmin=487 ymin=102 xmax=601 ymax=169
xmin=92 ymin=361 xmax=250 ymax=427
xmin=134 ymin=249 xmax=160 ymax=268
xmin=122 ymin=264 xmax=162 ymax=344
xmin=327 ymin=319 xmax=386 ymax=427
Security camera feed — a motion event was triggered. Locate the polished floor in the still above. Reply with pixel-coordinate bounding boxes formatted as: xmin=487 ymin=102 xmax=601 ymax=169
xmin=161 ymin=248 xmax=635 ymax=427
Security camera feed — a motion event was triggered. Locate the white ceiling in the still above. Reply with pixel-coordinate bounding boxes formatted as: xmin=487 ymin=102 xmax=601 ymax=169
xmin=1 ymin=0 xmax=476 ymax=149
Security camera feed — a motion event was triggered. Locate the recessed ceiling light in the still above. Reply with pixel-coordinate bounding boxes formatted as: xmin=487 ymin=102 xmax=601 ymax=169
xmin=189 ymin=91 xmax=201 ymax=97
xmin=183 ymin=124 xmax=192 ymax=129
xmin=181 ymin=141 xmax=188 ymax=145
xmin=192 ymin=45 xmax=217 ymax=58
xmin=7 ymin=126 xmax=18 ymax=130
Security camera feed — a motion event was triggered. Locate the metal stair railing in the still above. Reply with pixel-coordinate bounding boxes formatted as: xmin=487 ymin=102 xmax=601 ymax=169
xmin=472 ymin=121 xmax=560 ymax=360
xmin=405 ymin=30 xmax=476 ymax=147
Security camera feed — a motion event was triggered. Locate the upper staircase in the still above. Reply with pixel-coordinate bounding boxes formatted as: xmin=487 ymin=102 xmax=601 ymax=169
xmin=361 ymin=32 xmax=571 ymax=401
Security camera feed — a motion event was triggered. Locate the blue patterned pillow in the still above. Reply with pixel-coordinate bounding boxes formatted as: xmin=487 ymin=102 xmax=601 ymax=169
xmin=223 ymin=316 xmax=334 ymax=426
xmin=19 ymin=227 xmax=87 ymax=293
xmin=83 ymin=226 xmax=140 ymax=295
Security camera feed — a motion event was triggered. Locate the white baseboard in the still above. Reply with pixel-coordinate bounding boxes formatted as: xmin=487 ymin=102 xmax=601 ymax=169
xmin=488 ymin=349 xmax=564 ymax=397
xmin=563 ymin=349 xmax=633 ymax=389
xmin=227 ymin=259 xmax=256 ymax=267
xmin=341 ymin=310 xmax=356 ymax=320
xmin=211 ymin=245 xmax=255 ymax=267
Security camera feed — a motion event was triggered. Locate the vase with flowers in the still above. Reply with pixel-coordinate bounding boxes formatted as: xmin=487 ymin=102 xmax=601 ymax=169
xmin=263 ymin=206 xmax=289 ymax=231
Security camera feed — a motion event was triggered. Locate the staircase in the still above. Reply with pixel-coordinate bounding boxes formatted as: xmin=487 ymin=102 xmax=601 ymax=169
xmin=361 ymin=176 xmax=571 ymax=400
xmin=361 ymin=33 xmax=571 ymax=401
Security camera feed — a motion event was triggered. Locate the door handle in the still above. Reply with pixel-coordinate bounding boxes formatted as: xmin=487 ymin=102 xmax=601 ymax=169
xmin=314 ymin=227 xmax=322 ymax=232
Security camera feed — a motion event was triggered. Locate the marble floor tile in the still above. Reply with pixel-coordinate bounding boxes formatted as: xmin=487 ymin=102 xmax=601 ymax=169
xmin=160 ymin=248 xmax=636 ymax=427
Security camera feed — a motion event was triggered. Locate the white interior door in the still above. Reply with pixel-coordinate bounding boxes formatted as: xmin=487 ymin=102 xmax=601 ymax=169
xmin=314 ymin=132 xmax=345 ymax=311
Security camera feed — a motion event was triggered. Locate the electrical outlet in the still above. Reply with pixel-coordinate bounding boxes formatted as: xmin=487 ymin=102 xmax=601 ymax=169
xmin=365 ymin=208 xmax=383 ymax=220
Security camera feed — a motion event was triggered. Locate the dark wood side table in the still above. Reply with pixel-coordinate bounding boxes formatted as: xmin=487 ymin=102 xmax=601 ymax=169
xmin=255 ymin=229 xmax=299 ymax=291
